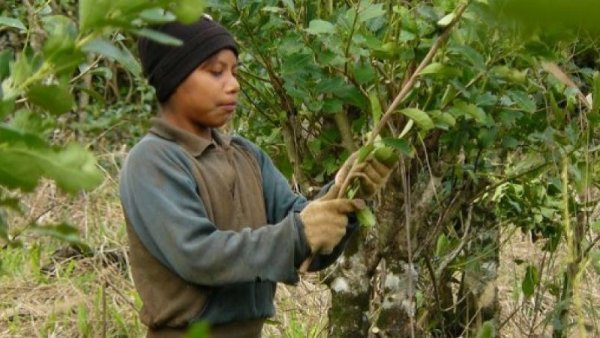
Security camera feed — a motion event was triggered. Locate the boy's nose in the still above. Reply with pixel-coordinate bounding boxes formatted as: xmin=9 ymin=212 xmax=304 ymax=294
xmin=225 ymin=73 xmax=240 ymax=93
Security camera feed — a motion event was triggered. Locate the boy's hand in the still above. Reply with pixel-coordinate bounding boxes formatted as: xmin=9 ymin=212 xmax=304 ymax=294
xmin=299 ymin=185 xmax=365 ymax=254
xmin=335 ymin=151 xmax=397 ymax=198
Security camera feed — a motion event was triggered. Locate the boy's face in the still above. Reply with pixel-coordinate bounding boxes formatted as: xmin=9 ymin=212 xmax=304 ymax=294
xmin=163 ymin=49 xmax=239 ymax=137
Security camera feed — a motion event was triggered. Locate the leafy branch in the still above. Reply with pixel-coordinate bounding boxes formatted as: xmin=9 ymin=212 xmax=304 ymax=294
xmin=336 ymin=1 xmax=471 ymax=199
xmin=300 ymin=1 xmax=471 ymax=273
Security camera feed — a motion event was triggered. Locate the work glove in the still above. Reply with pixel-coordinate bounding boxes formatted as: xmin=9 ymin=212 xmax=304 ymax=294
xmin=335 ymin=151 xmax=397 ymax=198
xmin=299 ymin=185 xmax=365 ymax=255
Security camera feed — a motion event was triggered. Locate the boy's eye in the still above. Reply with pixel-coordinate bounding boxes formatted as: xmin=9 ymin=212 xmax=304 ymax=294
xmin=210 ymin=70 xmax=223 ymax=77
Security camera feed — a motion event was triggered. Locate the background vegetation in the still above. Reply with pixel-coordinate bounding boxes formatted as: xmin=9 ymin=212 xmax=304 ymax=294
xmin=1 ymin=0 xmax=599 ymax=337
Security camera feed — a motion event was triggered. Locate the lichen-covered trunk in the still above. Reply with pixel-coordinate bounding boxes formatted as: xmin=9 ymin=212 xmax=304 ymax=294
xmin=326 ymin=164 xmax=499 ymax=337
xmin=326 ymin=251 xmax=372 ymax=337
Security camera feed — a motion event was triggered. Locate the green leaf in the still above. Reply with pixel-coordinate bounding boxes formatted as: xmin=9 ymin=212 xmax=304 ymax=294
xmin=491 ymin=65 xmax=527 ymax=84
xmin=11 ymin=53 xmax=34 ymax=87
xmin=0 ymin=124 xmax=47 ymax=148
xmin=353 ymin=62 xmax=376 ymax=84
xmin=134 ymin=28 xmax=183 ymax=46
xmin=79 ymin=0 xmax=111 ymax=32
xmin=381 ymin=138 xmax=413 ymax=157
xmin=0 ymin=49 xmax=12 ymax=81
xmin=27 ymin=83 xmax=75 ymax=115
xmin=358 ymin=3 xmax=386 ymax=22
xmin=357 ymin=144 xmax=375 ymax=163
xmin=476 ymin=320 xmax=496 ymax=338
xmin=373 ymin=146 xmax=399 ymax=166
xmin=509 ymin=90 xmax=536 ymax=113
xmin=497 ymin=0 xmax=600 ymax=33
xmin=332 ymin=85 xmax=368 ymax=111
xmin=0 ymin=214 xmax=7 ymax=241
xmin=43 ymin=144 xmax=104 ymax=193
xmin=322 ymin=99 xmax=343 ymax=114
xmin=369 ymin=92 xmax=382 ymax=125
xmin=315 ymin=77 xmax=346 ymax=94
xmin=592 ymin=71 xmax=600 ymax=113
xmin=185 ymin=321 xmax=210 ymax=338
xmin=356 ymin=207 xmax=376 ymax=227
xmin=82 ymin=39 xmax=141 ymax=76
xmin=572 ymin=161 xmax=592 ymax=193
xmin=0 ymin=147 xmax=44 ymax=191
xmin=0 ymin=16 xmax=26 ymax=31
xmin=399 ymin=119 xmax=414 ymax=139
xmin=306 ymin=20 xmax=335 ymax=35
xmin=477 ymin=128 xmax=497 ymax=148
xmin=448 ymin=45 xmax=486 ymax=70
xmin=430 ymin=110 xmax=456 ymax=130
xmin=30 ymin=223 xmax=84 ymax=245
xmin=437 ymin=13 xmax=455 ymax=27
xmin=171 ymin=0 xmax=205 ymax=24
xmin=42 ymin=19 xmax=84 ymax=76
xmin=400 ymin=108 xmax=434 ymax=131
xmin=435 ymin=233 xmax=449 ymax=256
xmin=139 ymin=9 xmax=177 ymax=23
xmin=419 ymin=62 xmax=462 ymax=77
xmin=522 ymin=265 xmax=539 ymax=298
xmin=0 ymin=99 xmax=15 ymax=120
xmin=0 ymin=140 xmax=103 ymax=193
xmin=453 ymin=101 xmax=488 ymax=125
xmin=41 ymin=15 xmax=78 ymax=38
xmin=281 ymin=0 xmax=295 ymax=12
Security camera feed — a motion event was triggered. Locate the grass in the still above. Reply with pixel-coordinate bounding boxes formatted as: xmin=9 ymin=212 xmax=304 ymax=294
xmin=1 ymin=147 xmax=599 ymax=337
xmin=0 ymin=148 xmax=330 ymax=338
xmin=498 ymin=226 xmax=600 ymax=337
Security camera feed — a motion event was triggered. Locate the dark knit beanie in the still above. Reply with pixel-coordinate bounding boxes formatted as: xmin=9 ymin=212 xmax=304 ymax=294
xmin=138 ymin=16 xmax=238 ymax=102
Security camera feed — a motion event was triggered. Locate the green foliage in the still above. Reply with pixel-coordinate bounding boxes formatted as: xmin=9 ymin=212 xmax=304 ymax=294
xmin=476 ymin=320 xmax=496 ymax=338
xmin=185 ymin=322 xmax=209 ymax=338
xmin=208 ymin=0 xmax=599 ymax=336
xmin=0 ymin=126 xmax=102 ymax=192
xmin=0 ymin=0 xmax=205 ymax=243
xmin=522 ymin=265 xmax=539 ymax=298
xmin=356 ymin=207 xmax=376 ymax=227
xmin=1 ymin=0 xmax=598 ymax=336
xmin=495 ymin=0 xmax=600 ymax=34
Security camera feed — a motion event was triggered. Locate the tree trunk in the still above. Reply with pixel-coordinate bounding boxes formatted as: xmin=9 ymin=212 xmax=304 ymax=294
xmin=326 ymin=159 xmax=500 ymax=337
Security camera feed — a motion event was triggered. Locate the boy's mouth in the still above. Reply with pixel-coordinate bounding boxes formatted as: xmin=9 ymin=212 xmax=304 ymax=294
xmin=219 ymin=103 xmax=237 ymax=112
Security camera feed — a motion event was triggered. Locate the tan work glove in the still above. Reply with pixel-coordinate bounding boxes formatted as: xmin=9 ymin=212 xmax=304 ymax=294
xmin=299 ymin=185 xmax=365 ymax=255
xmin=335 ymin=151 xmax=397 ymax=198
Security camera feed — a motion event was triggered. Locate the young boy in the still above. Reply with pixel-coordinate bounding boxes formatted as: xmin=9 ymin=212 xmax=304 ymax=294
xmin=119 ymin=16 xmax=393 ymax=338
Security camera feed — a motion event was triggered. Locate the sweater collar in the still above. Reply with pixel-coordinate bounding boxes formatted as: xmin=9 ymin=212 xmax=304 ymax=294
xmin=149 ymin=118 xmax=232 ymax=157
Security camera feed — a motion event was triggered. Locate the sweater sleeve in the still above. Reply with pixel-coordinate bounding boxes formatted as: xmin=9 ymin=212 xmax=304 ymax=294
xmin=119 ymin=137 xmax=302 ymax=286
xmin=233 ymin=137 xmax=359 ymax=272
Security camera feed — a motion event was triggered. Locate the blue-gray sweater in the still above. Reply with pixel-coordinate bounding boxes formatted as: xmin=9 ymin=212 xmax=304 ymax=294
xmin=119 ymin=119 xmax=357 ymax=327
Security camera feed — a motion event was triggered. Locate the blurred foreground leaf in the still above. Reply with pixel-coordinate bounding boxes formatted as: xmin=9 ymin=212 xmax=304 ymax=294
xmin=185 ymin=321 xmax=209 ymax=338
xmin=0 ymin=125 xmax=103 ymax=193
xmin=494 ymin=0 xmax=600 ymax=33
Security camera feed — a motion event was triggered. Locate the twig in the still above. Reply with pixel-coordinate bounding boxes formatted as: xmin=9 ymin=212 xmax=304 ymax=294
xmin=102 ymin=280 xmax=107 ymax=338
xmin=541 ymin=62 xmax=592 ymax=110
xmin=423 ymin=254 xmax=446 ymax=333
xmin=400 ymin=157 xmax=416 ymax=338
xmin=435 ymin=206 xmax=473 ymax=277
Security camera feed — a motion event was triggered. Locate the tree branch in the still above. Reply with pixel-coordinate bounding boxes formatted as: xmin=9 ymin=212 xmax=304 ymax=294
xmin=336 ymin=1 xmax=470 ymax=199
